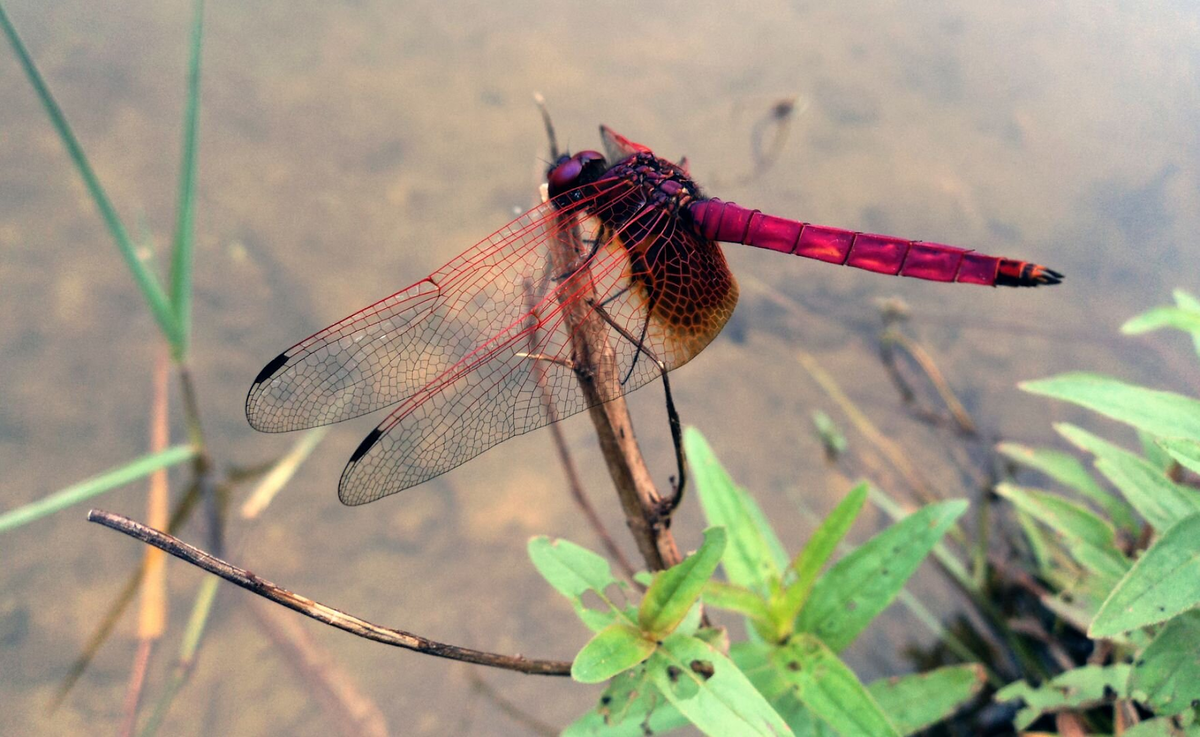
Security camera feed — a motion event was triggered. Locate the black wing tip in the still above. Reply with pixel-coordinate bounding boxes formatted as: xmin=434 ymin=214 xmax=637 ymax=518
xmin=348 ymin=427 xmax=385 ymax=464
xmin=253 ymin=352 xmax=290 ymax=385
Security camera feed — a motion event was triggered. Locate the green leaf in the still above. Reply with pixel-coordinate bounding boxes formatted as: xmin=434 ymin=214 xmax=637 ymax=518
xmin=779 ymin=483 xmax=868 ymax=625
xmin=1121 ymin=715 xmax=1200 ymax=737
xmin=0 ymin=4 xmax=181 ymax=351
xmin=1091 ymin=514 xmax=1200 ymax=637
xmin=528 ymin=537 xmax=631 ymax=632
xmin=732 ymin=643 xmax=840 ymax=736
xmin=1140 ymin=430 xmax=1178 ymax=472
xmin=649 ymin=633 xmax=794 ymax=737
xmin=1122 ymin=305 xmax=1200 ymax=339
xmin=995 ymin=664 xmax=1131 ymax=731
xmin=797 ymin=500 xmax=967 ymax=652
xmin=687 ymin=427 xmax=787 ymax=595
xmin=1130 ymin=611 xmax=1200 ymax=716
xmin=867 ymin=664 xmax=986 ymax=736
xmin=771 ymin=634 xmax=899 ymax=737
xmin=997 ymin=441 xmax=1136 ymax=531
xmin=572 ymin=624 xmax=656 ymax=684
xmin=639 ymin=527 xmax=726 ymax=636
xmin=562 ymin=668 xmax=687 ymax=736
xmin=1173 ymin=288 xmax=1200 ymax=359
xmin=995 ymin=484 xmax=1129 ymax=582
xmin=702 ymin=581 xmax=770 ymax=623
xmin=1159 ymin=437 xmax=1200 ymax=476
xmin=167 ymin=0 xmax=205 ymax=359
xmin=1057 ymin=421 xmax=1200 ymax=530
xmin=0 ymin=445 xmax=196 ymax=533
xmin=1023 ymin=373 xmax=1200 ymax=443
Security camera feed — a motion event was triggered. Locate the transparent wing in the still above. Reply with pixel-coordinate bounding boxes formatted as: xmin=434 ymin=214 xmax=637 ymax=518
xmin=337 ymin=200 xmax=741 ymax=505
xmin=245 ymin=181 xmax=636 ymax=433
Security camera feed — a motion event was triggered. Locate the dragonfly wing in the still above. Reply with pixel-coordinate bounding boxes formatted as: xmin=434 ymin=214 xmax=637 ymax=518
xmin=245 ymin=191 xmax=622 ymax=433
xmin=336 ymin=206 xmax=741 ymax=504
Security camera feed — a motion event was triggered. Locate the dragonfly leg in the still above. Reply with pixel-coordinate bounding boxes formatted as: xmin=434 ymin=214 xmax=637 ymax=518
xmin=588 ymin=301 xmax=687 ymax=509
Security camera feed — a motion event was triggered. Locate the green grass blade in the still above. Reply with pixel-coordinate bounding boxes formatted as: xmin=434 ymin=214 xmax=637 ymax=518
xmin=0 ymin=445 xmax=196 ymax=532
xmin=0 ymin=3 xmax=180 ymax=350
xmin=779 ymin=483 xmax=868 ymax=624
xmin=168 ymin=0 xmax=205 ymax=359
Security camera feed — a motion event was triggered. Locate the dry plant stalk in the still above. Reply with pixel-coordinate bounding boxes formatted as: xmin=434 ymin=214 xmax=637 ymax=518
xmin=87 ymin=509 xmax=572 ymax=676
xmin=541 ymin=183 xmax=682 ymax=571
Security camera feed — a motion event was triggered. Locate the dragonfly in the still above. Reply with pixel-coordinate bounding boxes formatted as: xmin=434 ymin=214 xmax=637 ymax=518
xmin=247 ymin=126 xmax=1062 ymax=506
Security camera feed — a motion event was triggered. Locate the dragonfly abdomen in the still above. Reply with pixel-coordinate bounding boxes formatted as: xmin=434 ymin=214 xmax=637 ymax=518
xmin=688 ymin=198 xmax=1062 ymax=288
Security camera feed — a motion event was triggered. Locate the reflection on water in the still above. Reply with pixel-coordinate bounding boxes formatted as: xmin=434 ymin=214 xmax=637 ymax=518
xmin=2 ymin=0 xmax=1199 ymax=734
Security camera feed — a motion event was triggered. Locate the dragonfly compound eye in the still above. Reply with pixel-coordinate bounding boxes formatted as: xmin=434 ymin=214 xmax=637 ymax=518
xmin=548 ymin=150 xmax=608 ymax=201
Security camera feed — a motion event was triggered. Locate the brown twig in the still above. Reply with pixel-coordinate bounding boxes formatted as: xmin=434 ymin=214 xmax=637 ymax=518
xmin=543 ymin=194 xmax=682 ymax=571
xmin=86 ymin=509 xmax=572 ymax=676
xmin=118 ymin=639 xmax=154 ymax=737
xmin=879 ymin=325 xmax=977 ymax=436
xmin=522 ymin=280 xmax=640 ymax=583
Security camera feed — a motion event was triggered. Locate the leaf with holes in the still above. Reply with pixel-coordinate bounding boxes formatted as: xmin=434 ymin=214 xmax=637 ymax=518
xmin=797 ymin=500 xmax=967 ymax=652
xmin=1091 ymin=513 xmax=1200 ymax=637
xmin=562 ymin=666 xmax=687 ymax=736
xmin=1129 ymin=610 xmax=1200 ymax=716
xmin=867 ymin=664 xmax=986 ymax=735
xmin=638 ymin=527 xmax=726 ymax=637
xmin=529 ymin=536 xmax=632 ymax=632
xmin=995 ymin=664 xmax=1130 ymax=731
xmin=649 ymin=633 xmax=793 ymax=737
xmin=770 ymin=634 xmax=899 ymax=737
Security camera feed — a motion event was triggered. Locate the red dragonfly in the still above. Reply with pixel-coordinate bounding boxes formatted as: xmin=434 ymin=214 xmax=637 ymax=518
xmin=247 ymin=127 xmax=1061 ymax=505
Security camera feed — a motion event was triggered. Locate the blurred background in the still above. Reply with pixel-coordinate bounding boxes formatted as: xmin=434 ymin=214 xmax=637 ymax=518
xmin=2 ymin=0 xmax=1199 ymax=734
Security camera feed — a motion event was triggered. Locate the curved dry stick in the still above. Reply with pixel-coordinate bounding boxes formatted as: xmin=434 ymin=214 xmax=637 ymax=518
xmin=87 ymin=509 xmax=572 ymax=676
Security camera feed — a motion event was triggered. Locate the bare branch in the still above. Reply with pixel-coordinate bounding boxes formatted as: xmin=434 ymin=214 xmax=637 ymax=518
xmin=87 ymin=509 xmax=572 ymax=676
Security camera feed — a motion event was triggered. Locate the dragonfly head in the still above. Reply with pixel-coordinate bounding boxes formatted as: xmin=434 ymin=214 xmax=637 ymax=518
xmin=547 ymin=150 xmax=609 ymax=201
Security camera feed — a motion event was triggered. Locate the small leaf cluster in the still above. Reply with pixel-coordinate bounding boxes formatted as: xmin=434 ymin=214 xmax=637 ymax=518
xmin=532 ymin=429 xmax=981 ymax=736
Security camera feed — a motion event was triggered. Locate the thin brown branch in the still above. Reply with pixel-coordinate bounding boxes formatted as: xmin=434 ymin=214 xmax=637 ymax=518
xmin=86 ymin=509 xmax=572 ymax=676
xmin=879 ymin=326 xmax=977 ymax=436
xmin=543 ymin=195 xmax=682 ymax=571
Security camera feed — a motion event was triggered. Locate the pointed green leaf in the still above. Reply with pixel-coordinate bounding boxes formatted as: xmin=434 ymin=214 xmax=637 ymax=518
xmin=702 ymin=581 xmax=770 ymax=623
xmin=996 ymin=484 xmax=1129 ymax=582
xmin=1159 ymin=437 xmax=1200 ymax=476
xmin=1173 ymin=289 xmax=1200 ymax=358
xmin=529 ymin=537 xmax=631 ymax=632
xmin=997 ymin=441 xmax=1136 ymax=531
xmin=0 ymin=4 xmax=181 ymax=351
xmin=0 ymin=445 xmax=196 ymax=533
xmin=779 ymin=483 xmax=868 ymax=623
xmin=995 ymin=664 xmax=1131 ymax=731
xmin=687 ymin=427 xmax=787 ymax=595
xmin=1129 ymin=611 xmax=1200 ymax=716
xmin=1122 ymin=306 xmax=1200 ymax=337
xmin=1091 ymin=514 xmax=1200 ymax=637
xmin=639 ymin=527 xmax=726 ymax=636
xmin=1057 ymin=422 xmax=1200 ymax=529
xmin=650 ymin=633 xmax=794 ymax=737
xmin=167 ymin=0 xmax=205 ymax=359
xmin=866 ymin=665 xmax=986 ymax=736
xmin=771 ymin=634 xmax=899 ymax=737
xmin=798 ymin=500 xmax=967 ymax=652
xmin=572 ymin=624 xmax=656 ymax=684
xmin=1140 ymin=430 xmax=1177 ymax=472
xmin=1023 ymin=373 xmax=1200 ymax=443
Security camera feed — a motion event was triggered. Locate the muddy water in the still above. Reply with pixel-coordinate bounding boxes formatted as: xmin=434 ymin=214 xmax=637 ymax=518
xmin=2 ymin=1 xmax=1198 ymax=734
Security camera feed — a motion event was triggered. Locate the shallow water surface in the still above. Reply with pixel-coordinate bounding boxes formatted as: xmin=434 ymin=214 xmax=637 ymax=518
xmin=2 ymin=1 xmax=1199 ymax=734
